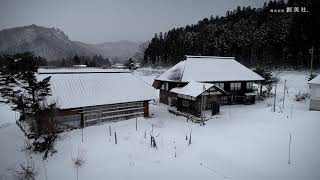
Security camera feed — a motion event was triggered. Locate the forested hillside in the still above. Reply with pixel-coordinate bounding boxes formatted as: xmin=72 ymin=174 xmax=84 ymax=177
xmin=144 ymin=0 xmax=318 ymax=69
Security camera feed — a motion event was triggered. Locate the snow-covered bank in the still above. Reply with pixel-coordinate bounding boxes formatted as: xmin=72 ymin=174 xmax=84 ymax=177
xmin=0 ymin=71 xmax=319 ymax=180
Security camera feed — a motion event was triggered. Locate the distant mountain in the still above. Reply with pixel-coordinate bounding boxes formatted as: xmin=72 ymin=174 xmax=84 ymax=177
xmin=0 ymin=25 xmax=141 ymax=61
xmin=74 ymin=40 xmax=140 ymax=60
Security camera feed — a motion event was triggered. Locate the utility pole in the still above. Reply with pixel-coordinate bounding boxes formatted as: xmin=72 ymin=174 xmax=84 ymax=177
xmin=200 ymin=84 xmax=206 ymax=126
xmin=273 ymin=83 xmax=277 ymax=112
xmin=309 ymin=46 xmax=314 ymax=79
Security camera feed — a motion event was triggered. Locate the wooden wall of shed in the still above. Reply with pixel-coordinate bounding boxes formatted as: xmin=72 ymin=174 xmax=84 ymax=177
xmin=176 ymin=98 xmax=200 ymax=117
xmin=55 ymin=109 xmax=81 ymax=117
xmin=176 ymin=95 xmax=221 ymax=117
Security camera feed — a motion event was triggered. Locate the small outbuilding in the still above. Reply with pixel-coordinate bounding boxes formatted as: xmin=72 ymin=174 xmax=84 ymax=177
xmin=308 ymin=75 xmax=320 ymax=111
xmin=170 ymin=81 xmax=229 ymax=117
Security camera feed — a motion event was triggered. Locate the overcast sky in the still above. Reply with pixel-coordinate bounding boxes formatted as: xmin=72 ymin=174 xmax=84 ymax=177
xmin=0 ymin=0 xmax=267 ymax=43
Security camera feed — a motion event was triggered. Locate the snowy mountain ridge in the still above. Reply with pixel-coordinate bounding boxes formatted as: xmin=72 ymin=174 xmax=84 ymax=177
xmin=0 ymin=25 xmax=141 ymax=61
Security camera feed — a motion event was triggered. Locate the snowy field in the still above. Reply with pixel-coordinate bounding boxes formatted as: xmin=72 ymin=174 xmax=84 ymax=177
xmin=0 ymin=70 xmax=320 ymax=180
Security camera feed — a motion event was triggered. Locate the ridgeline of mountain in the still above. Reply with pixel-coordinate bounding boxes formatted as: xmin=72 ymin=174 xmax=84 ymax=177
xmin=0 ymin=25 xmax=140 ymax=61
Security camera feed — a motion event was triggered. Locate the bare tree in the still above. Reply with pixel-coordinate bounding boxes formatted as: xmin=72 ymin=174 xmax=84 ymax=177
xmin=73 ymin=148 xmax=85 ymax=180
xmin=15 ymin=159 xmax=38 ymax=180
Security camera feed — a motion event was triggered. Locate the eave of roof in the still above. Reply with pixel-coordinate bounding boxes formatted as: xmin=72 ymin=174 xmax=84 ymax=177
xmin=308 ymin=75 xmax=320 ymax=84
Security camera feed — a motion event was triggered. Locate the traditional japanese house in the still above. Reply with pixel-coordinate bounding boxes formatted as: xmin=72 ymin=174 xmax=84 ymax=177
xmin=308 ymin=75 xmax=320 ymax=111
xmin=38 ymin=68 xmax=156 ymax=128
xmin=152 ymin=56 xmax=264 ymax=107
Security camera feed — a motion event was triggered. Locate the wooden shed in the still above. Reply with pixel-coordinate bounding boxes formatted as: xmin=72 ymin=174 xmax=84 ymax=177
xmin=170 ymin=81 xmax=229 ymax=117
xmin=37 ymin=68 xmax=156 ymax=129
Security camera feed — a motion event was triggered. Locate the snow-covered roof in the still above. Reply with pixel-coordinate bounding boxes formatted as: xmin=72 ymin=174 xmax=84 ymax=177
xmin=37 ymin=72 xmax=156 ymax=109
xmin=38 ymin=68 xmax=130 ymax=74
xmin=308 ymin=75 xmax=320 ymax=85
xmin=156 ymin=56 xmax=264 ymax=82
xmin=170 ymin=81 xmax=216 ymax=98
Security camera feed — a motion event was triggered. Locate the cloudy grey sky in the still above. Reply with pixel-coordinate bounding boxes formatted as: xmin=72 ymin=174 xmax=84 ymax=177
xmin=0 ymin=0 xmax=267 ymax=43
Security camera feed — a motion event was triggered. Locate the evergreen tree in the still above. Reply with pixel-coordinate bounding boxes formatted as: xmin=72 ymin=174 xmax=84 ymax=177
xmin=124 ymin=58 xmax=135 ymax=70
xmin=72 ymin=55 xmax=80 ymax=65
xmin=143 ymin=0 xmax=316 ymax=68
xmin=0 ymin=52 xmax=52 ymax=136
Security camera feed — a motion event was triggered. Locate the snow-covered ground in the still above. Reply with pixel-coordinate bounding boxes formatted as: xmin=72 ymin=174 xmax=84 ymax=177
xmin=0 ymin=70 xmax=319 ymax=180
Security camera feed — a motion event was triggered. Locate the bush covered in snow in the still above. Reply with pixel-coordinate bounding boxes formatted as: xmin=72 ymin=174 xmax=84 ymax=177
xmin=295 ymin=91 xmax=309 ymax=101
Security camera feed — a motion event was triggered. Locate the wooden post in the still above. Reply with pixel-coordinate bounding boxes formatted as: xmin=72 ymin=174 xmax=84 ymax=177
xmin=114 ymin=132 xmax=117 ymax=144
xmin=135 ymin=117 xmax=137 ymax=131
xmin=81 ymin=128 xmax=83 ymax=142
xmin=288 ymin=132 xmax=292 ymax=164
xmin=81 ymin=114 xmax=84 ymax=142
xmin=151 ymin=124 xmax=154 ymax=133
xmin=188 ymin=129 xmax=192 ymax=146
xmin=282 ymin=79 xmax=286 ymax=110
xmin=291 ymin=104 xmax=293 ymax=119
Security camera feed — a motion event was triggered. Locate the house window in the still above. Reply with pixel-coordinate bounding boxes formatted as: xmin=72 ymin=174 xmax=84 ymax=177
xmin=161 ymin=83 xmax=165 ymax=90
xmin=182 ymin=100 xmax=189 ymax=107
xmin=161 ymin=82 xmax=169 ymax=91
xmin=214 ymin=83 xmax=224 ymax=89
xmin=230 ymin=82 xmax=241 ymax=91
xmin=246 ymin=82 xmax=253 ymax=90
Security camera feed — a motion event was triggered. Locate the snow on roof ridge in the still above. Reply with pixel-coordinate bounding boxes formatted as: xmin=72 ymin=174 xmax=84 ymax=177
xmin=38 ymin=68 xmax=131 ymax=74
xmin=155 ymin=56 xmax=264 ymax=82
xmin=186 ymin=55 xmax=235 ymax=59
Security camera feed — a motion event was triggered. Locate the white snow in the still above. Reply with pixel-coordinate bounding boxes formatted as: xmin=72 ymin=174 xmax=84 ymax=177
xmin=156 ymin=56 xmax=264 ymax=82
xmin=170 ymin=81 xmax=216 ymax=98
xmin=38 ymin=72 xmax=156 ymax=109
xmin=0 ymin=71 xmax=320 ymax=180
xmin=38 ymin=68 xmax=131 ymax=74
